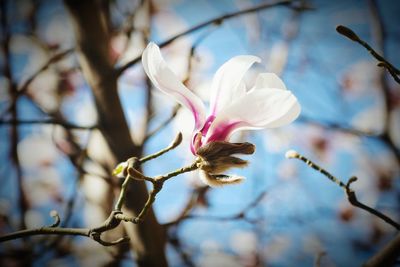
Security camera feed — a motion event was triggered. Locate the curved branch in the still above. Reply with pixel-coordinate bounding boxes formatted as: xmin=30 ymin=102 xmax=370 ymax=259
xmin=286 ymin=150 xmax=400 ymax=230
xmin=116 ymin=0 xmax=311 ymax=75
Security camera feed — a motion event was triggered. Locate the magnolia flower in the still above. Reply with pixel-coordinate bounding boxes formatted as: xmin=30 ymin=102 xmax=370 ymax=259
xmin=142 ymin=42 xmax=300 ymax=186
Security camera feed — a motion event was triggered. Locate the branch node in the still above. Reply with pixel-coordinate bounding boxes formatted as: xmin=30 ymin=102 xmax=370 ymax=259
xmin=346 ymin=176 xmax=358 ymax=191
xmin=336 ymin=25 xmax=360 ymax=42
xmin=49 ymin=210 xmax=61 ymax=227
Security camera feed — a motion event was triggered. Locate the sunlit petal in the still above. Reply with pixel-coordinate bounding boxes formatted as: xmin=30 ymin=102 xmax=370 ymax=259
xmin=251 ymin=73 xmax=287 ymax=91
xmin=209 ymin=55 xmax=261 ymax=115
xmin=142 ymin=42 xmax=206 ymax=129
xmin=205 ymin=88 xmax=300 ymax=142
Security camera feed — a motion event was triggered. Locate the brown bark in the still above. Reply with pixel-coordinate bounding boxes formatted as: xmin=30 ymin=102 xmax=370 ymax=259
xmin=63 ymin=1 xmax=168 ymax=266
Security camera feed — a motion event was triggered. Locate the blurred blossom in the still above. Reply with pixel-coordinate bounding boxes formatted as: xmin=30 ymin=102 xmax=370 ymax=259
xmin=18 ymin=134 xmax=59 ymax=168
xmin=296 ymin=125 xmax=334 ymax=162
xmin=266 ymin=41 xmax=288 ymax=75
xmin=200 ymin=238 xmax=221 ymax=252
xmin=82 ymin=174 xmax=110 ymax=205
xmin=113 ymin=33 xmax=146 ymax=66
xmin=262 ymin=126 xmax=296 ymax=153
xmin=389 ymin=107 xmax=400 ymax=148
xmin=29 ymin=68 xmax=60 ymax=111
xmin=351 ymin=103 xmax=385 ymax=134
xmin=65 ymin=94 xmax=98 ymax=127
xmin=230 ymin=230 xmax=257 ymax=255
xmin=128 ymin=108 xmax=146 ymax=144
xmin=152 ymin=4 xmax=188 ymax=39
xmin=83 ymin=202 xmax=107 ymax=229
xmin=236 ymin=1 xmax=261 ymax=43
xmin=302 ymin=235 xmax=324 ymax=255
xmin=24 ymin=209 xmax=45 ymax=229
xmin=41 ymin=14 xmax=74 ymax=49
xmin=162 ymin=40 xmax=193 ymax=80
xmin=74 ymin=237 xmax=112 ymax=267
xmin=10 ymin=34 xmax=60 ymax=111
xmin=199 ymin=252 xmax=242 ymax=267
xmin=338 ymin=202 xmax=356 ymax=222
xmin=87 ymin=131 xmax=115 ymax=167
xmin=276 ymin=159 xmax=299 ymax=180
xmin=24 ymin=167 xmax=63 ymax=206
xmin=263 ymin=235 xmax=292 ymax=262
xmin=340 ymin=60 xmax=381 ymax=95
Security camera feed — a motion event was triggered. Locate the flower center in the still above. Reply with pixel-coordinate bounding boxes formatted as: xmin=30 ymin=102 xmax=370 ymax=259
xmin=191 ymin=115 xmax=216 ymax=154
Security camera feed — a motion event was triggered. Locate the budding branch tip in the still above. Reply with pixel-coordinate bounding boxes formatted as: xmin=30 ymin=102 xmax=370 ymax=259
xmin=285 ymin=149 xmax=299 ymax=159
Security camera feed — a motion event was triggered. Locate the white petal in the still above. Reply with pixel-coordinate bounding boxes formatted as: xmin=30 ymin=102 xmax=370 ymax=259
xmin=142 ymin=42 xmax=206 ymax=129
xmin=199 ymin=171 xmax=245 ymax=187
xmin=209 ymin=55 xmax=261 ymax=115
xmin=252 ymin=73 xmax=287 ymax=91
xmin=205 ymin=88 xmax=300 ymax=142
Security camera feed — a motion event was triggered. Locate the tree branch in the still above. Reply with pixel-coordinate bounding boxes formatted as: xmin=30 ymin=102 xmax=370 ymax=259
xmin=286 ymin=150 xmax=400 ymax=230
xmin=116 ymin=0 xmax=311 ymax=76
xmin=1 ymin=133 xmax=199 ymax=249
xmin=363 ymin=233 xmax=400 ymax=267
xmin=63 ymin=1 xmax=168 ymax=266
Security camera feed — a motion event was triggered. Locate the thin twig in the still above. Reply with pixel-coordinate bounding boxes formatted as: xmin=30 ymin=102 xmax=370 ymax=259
xmin=144 ymin=105 xmax=180 ymax=141
xmin=139 ymin=132 xmax=182 ymax=163
xmin=0 ymin=118 xmax=97 ymax=130
xmin=0 ymin=211 xmax=129 ymax=246
xmin=116 ymin=0 xmax=311 ymax=75
xmin=336 ymin=25 xmax=400 ymax=83
xmin=167 ymin=190 xmax=267 ymax=225
xmin=1 ymin=0 xmax=28 ymax=231
xmin=286 ymin=150 xmax=400 ymax=230
xmin=1 ymin=132 xmax=197 ymax=245
xmin=118 ymin=159 xmax=200 ymax=224
xmin=0 ymin=48 xmax=74 ymax=119
xmin=154 ymin=160 xmax=200 ymax=183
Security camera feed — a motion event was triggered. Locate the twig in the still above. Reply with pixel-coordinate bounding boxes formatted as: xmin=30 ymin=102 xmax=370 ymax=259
xmin=314 ymin=251 xmax=327 ymax=267
xmin=154 ymin=160 xmax=199 ymax=183
xmin=144 ymin=104 xmax=180 ymax=141
xmin=0 ymin=211 xmax=129 ymax=246
xmin=0 ymin=132 xmax=199 ymax=245
xmin=167 ymin=190 xmax=267 ymax=225
xmin=0 ymin=48 xmax=74 ymax=119
xmin=336 ymin=25 xmax=400 ymax=84
xmin=114 ymin=158 xmax=140 ymax=211
xmin=0 ymin=118 xmax=97 ymax=130
xmin=286 ymin=150 xmax=400 ymax=230
xmin=139 ymin=132 xmax=182 ymax=163
xmin=1 ymin=0 xmax=28 ymax=231
xmin=116 ymin=0 xmax=311 ymax=75
xmin=18 ymin=49 xmax=74 ymax=95
xmin=163 ymin=185 xmax=210 ymax=227
xmin=117 ymin=159 xmax=200 ymax=223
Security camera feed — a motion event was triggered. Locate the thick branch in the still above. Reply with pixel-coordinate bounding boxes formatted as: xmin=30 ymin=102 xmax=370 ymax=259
xmin=63 ymin=1 xmax=167 ymax=266
xmin=363 ymin=233 xmax=400 ymax=267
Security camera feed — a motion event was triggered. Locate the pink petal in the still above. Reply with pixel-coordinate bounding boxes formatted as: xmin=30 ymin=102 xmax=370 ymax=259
xmin=205 ymin=88 xmax=300 ymax=143
xmin=142 ymin=42 xmax=206 ymax=129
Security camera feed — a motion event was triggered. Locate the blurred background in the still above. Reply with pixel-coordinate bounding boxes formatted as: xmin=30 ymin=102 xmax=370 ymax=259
xmin=1 ymin=0 xmax=399 ymax=266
